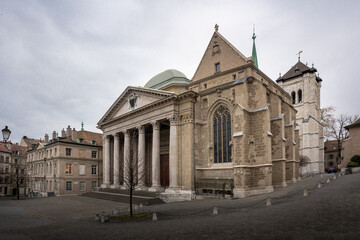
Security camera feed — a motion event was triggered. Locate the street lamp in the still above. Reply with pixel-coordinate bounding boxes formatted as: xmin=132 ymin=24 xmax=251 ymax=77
xmin=2 ymin=126 xmax=11 ymax=142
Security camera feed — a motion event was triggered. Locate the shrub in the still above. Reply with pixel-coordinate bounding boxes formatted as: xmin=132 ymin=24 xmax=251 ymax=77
xmin=350 ymin=155 xmax=360 ymax=164
xmin=347 ymin=161 xmax=359 ymax=168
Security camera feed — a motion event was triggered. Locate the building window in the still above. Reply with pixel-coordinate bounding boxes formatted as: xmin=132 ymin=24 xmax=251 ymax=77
xmin=55 ymin=148 xmax=57 ymax=156
xmin=50 ymin=149 xmax=52 ymax=157
xmin=215 ymin=63 xmax=220 ymax=72
xmin=213 ymin=106 xmax=232 ymax=163
xmin=54 ymin=181 xmax=57 ymax=191
xmin=329 ymin=162 xmax=333 ymax=167
xmin=66 ymin=181 xmax=72 ymax=191
xmin=291 ymin=91 xmax=296 ymax=104
xmin=91 ymin=151 xmax=97 ymax=159
xmin=91 ymin=140 xmax=96 ymax=145
xmin=92 ymin=165 xmax=97 ymax=175
xmin=79 ymin=165 xmax=85 ymax=175
xmin=204 ymin=83 xmax=207 ymax=89
xmin=79 ymin=181 xmax=85 ymax=191
xmin=233 ymin=74 xmax=236 ymax=80
xmin=329 ymin=154 xmax=333 ymax=159
xmin=66 ymin=148 xmax=72 ymax=156
xmin=298 ymin=89 xmax=302 ymax=103
xmin=65 ymin=163 xmax=72 ymax=174
xmin=5 ymin=157 xmax=9 ymax=163
xmin=92 ymin=181 xmax=97 ymax=190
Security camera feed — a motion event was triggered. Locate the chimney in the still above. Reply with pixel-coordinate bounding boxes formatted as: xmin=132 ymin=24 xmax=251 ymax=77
xmin=71 ymin=128 xmax=77 ymax=142
xmin=52 ymin=131 xmax=56 ymax=140
xmin=66 ymin=125 xmax=71 ymax=137
xmin=61 ymin=129 xmax=65 ymax=137
xmin=44 ymin=134 xmax=49 ymax=143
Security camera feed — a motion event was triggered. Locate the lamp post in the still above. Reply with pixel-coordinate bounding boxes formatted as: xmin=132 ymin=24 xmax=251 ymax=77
xmin=2 ymin=126 xmax=11 ymax=142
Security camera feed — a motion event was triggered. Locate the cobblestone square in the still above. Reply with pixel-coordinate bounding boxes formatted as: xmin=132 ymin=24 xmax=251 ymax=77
xmin=1 ymin=173 xmax=360 ymax=239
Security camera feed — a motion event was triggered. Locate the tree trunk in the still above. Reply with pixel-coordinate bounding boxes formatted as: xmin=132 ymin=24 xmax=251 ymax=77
xmin=130 ymin=186 xmax=133 ymax=216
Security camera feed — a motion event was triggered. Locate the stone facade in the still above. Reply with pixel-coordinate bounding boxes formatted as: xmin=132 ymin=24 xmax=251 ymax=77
xmin=324 ymin=140 xmax=341 ymax=169
xmin=98 ymin=28 xmax=299 ymax=201
xmin=27 ymin=126 xmax=103 ymax=196
xmin=277 ymin=62 xmax=324 ymax=175
xmin=342 ymin=117 xmax=360 ymax=168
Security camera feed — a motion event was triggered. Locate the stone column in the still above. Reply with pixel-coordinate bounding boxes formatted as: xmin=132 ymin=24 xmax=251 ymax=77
xmin=149 ymin=120 xmax=162 ymax=192
xmin=137 ymin=125 xmax=146 ymax=189
xmin=167 ymin=115 xmax=178 ymax=190
xmin=122 ymin=130 xmax=130 ymax=188
xmin=112 ymin=133 xmax=120 ymax=187
xmin=102 ymin=135 xmax=111 ymax=188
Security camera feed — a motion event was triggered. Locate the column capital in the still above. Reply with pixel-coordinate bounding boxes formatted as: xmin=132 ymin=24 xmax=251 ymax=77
xmin=150 ymin=120 xmax=160 ymax=130
xmin=105 ymin=135 xmax=111 ymax=143
xmin=137 ymin=125 xmax=145 ymax=134
xmin=167 ymin=115 xmax=178 ymax=126
xmin=114 ymin=133 xmax=120 ymax=140
xmin=122 ymin=129 xmax=130 ymax=137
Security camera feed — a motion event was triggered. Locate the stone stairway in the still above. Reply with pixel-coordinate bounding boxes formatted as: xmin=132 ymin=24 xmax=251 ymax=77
xmin=82 ymin=188 xmax=165 ymax=206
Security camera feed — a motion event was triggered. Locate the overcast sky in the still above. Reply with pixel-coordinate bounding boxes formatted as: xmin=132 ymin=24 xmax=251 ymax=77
xmin=1 ymin=0 xmax=359 ymax=143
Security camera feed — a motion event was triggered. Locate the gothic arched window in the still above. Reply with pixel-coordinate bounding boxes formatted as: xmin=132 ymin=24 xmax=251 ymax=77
xmin=291 ymin=91 xmax=296 ymax=104
xmin=213 ymin=106 xmax=232 ymax=163
xmin=298 ymin=89 xmax=302 ymax=103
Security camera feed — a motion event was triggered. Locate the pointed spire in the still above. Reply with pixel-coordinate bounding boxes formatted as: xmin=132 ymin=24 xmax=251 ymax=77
xmin=81 ymin=121 xmax=84 ymax=131
xmin=252 ymin=25 xmax=258 ymax=68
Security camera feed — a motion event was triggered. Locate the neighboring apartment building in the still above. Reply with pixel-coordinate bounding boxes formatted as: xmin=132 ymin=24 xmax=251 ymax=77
xmin=0 ymin=143 xmax=11 ymax=196
xmin=324 ymin=140 xmax=341 ymax=169
xmin=0 ymin=142 xmax=27 ymax=196
xmin=27 ymin=125 xmax=103 ymax=196
xmin=342 ymin=117 xmax=360 ymax=168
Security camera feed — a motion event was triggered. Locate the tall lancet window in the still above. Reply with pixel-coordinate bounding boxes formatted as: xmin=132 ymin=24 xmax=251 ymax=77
xmin=291 ymin=91 xmax=296 ymax=104
xmin=298 ymin=89 xmax=302 ymax=103
xmin=213 ymin=106 xmax=232 ymax=163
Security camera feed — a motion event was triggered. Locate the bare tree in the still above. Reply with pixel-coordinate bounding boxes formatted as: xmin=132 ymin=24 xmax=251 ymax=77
xmin=11 ymin=158 xmax=29 ymax=199
xmin=123 ymin=130 xmax=146 ymax=216
xmin=322 ymin=106 xmax=358 ymax=167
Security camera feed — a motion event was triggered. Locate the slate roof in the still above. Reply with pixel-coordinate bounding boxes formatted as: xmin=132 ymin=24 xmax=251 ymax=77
xmin=22 ymin=136 xmax=40 ymax=148
xmin=77 ymin=131 xmax=103 ymax=145
xmin=276 ymin=61 xmax=321 ymax=83
xmin=345 ymin=116 xmax=360 ymax=130
xmin=11 ymin=144 xmax=28 ymax=156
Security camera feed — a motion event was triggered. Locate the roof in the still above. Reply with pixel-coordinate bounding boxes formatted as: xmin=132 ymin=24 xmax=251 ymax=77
xmin=324 ymin=140 xmax=339 ymax=153
xmin=144 ymin=69 xmax=190 ymax=90
xmin=276 ymin=61 xmax=321 ymax=83
xmin=0 ymin=142 xmax=11 ymax=153
xmin=11 ymin=144 xmax=28 ymax=156
xmin=345 ymin=116 xmax=360 ymax=130
xmin=77 ymin=131 xmax=103 ymax=145
xmin=21 ymin=136 xmax=40 ymax=148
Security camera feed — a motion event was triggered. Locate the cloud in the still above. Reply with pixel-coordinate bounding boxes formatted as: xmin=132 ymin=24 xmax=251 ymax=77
xmin=1 ymin=0 xmax=359 ymax=142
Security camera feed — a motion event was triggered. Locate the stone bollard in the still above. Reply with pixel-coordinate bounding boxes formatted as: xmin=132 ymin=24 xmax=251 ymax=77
xmin=317 ymin=183 xmax=322 ymax=189
xmin=95 ymin=213 xmax=100 ymax=222
xmin=266 ymin=198 xmax=271 ymax=207
xmin=135 ymin=205 xmax=138 ymax=210
xmin=326 ymin=179 xmax=331 ymax=183
xmin=303 ymin=189 xmax=308 ymax=197
xmin=100 ymin=215 xmax=105 ymax=224
xmin=333 ymin=175 xmax=336 ymax=180
xmin=212 ymin=207 xmax=218 ymax=215
xmin=140 ymin=203 xmax=143 ymax=209
xmin=152 ymin=212 xmax=157 ymax=221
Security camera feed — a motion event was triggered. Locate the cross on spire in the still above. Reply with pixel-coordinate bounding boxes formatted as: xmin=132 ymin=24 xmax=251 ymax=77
xmin=214 ymin=24 xmax=219 ymax=32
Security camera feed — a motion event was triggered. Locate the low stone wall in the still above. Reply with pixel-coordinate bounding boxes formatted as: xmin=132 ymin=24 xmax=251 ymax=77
xmin=341 ymin=167 xmax=360 ymax=174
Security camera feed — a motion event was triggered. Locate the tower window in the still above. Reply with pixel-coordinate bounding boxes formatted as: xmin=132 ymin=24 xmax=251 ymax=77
xmin=298 ymin=89 xmax=302 ymax=103
xmin=215 ymin=63 xmax=220 ymax=72
xmin=291 ymin=92 xmax=296 ymax=104
xmin=233 ymin=74 xmax=236 ymax=80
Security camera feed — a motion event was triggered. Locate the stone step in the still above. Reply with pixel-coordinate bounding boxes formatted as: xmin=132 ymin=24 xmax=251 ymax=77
xmin=82 ymin=191 xmax=164 ymax=206
xmin=99 ymin=188 xmax=157 ymax=198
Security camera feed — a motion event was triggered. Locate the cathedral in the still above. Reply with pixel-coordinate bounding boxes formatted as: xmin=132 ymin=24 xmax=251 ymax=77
xmin=97 ymin=26 xmax=300 ymax=202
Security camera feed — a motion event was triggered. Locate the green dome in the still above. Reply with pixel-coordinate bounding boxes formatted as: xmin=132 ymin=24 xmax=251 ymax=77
xmin=144 ymin=69 xmax=190 ymax=90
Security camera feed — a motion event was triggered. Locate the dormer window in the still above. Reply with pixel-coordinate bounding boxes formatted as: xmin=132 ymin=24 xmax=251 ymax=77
xmin=91 ymin=140 xmax=96 ymax=145
xmin=215 ymin=63 xmax=220 ymax=72
xmin=78 ymin=138 xmax=84 ymax=144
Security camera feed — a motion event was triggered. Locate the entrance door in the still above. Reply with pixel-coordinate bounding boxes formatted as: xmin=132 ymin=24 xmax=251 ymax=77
xmin=4 ymin=187 xmax=7 ymax=195
xmin=160 ymin=154 xmax=169 ymax=187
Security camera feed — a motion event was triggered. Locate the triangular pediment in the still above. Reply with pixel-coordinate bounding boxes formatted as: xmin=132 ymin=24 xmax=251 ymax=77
xmin=192 ymin=31 xmax=248 ymax=82
xmin=98 ymin=87 xmax=175 ymax=126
